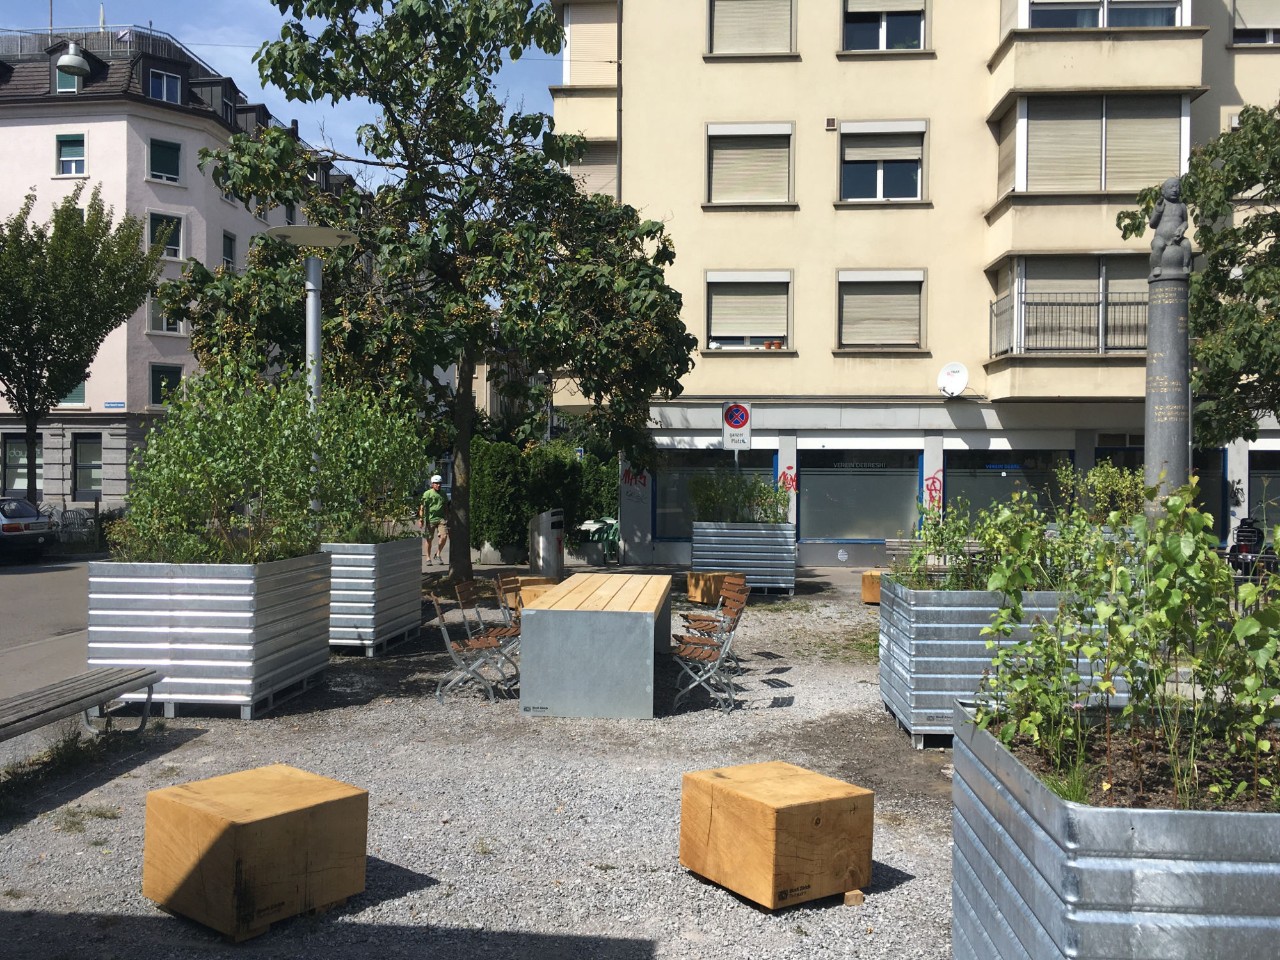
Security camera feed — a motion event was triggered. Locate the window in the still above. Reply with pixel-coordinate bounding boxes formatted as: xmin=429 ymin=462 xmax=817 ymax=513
xmin=150 ymin=365 xmax=183 ymax=405
xmin=2 ymin=435 xmax=42 ymax=499
xmin=707 ymin=124 xmax=792 ymax=204
xmin=706 ymin=271 xmax=790 ymax=349
xmin=149 ymin=69 xmax=180 ymax=103
xmin=1025 ymin=95 xmax=1181 ymax=192
xmin=149 ymin=139 xmax=181 ymax=183
xmin=838 ymin=270 xmax=924 ymax=348
xmin=1234 ymin=0 xmax=1280 ymax=42
xmin=149 ymin=214 xmax=182 ymax=259
xmin=59 ymin=381 xmax=86 ymax=405
xmin=284 ymin=202 xmax=296 ymax=225
xmin=72 ymin=434 xmax=102 ymax=501
xmin=56 ymin=134 xmax=85 ymax=176
xmin=1028 ymin=1 xmax=1179 ymax=28
xmin=709 ymin=0 xmax=793 ymax=54
xmin=564 ymin=3 xmax=618 ymax=84
xmin=56 ymin=68 xmax=80 ymax=93
xmin=839 ymin=122 xmax=924 ymax=201
xmin=843 ymin=3 xmax=924 ymax=51
xmin=944 ymin=450 xmax=1071 ymax=510
xmin=654 ymin=449 xmax=775 ymax=539
xmin=569 ymin=141 xmax=619 ymax=199
xmin=147 ymin=293 xmax=182 ymax=334
xmin=222 ymin=232 xmax=236 ymax=270
xmin=1019 ymin=255 xmax=1148 ymax=351
xmin=797 ymin=451 xmax=921 ymax=540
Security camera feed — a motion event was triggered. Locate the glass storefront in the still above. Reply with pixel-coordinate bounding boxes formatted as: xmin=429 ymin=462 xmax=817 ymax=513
xmin=653 ymin=449 xmax=775 ymax=540
xmin=1249 ymin=452 xmax=1280 ymax=536
xmin=1097 ymin=447 xmax=1228 ymax=542
xmin=944 ymin=450 xmax=1071 ymax=511
xmin=797 ymin=450 xmax=920 ymax=540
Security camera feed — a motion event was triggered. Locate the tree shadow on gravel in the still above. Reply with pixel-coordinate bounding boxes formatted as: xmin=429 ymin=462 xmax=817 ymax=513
xmin=0 ymin=725 xmax=205 ymax=830
xmin=0 ymin=910 xmax=657 ymax=960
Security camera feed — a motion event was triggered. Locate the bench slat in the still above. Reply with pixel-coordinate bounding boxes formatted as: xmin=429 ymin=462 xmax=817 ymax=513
xmin=0 ymin=668 xmax=162 ymax=742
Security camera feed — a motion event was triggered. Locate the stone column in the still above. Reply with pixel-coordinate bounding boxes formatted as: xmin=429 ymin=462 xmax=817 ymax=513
xmin=1144 ymin=278 xmax=1190 ymax=501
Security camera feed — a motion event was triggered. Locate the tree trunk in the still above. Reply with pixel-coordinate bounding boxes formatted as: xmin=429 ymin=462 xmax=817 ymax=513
xmin=22 ymin=412 xmax=40 ymax=504
xmin=448 ymin=353 xmax=477 ymax=582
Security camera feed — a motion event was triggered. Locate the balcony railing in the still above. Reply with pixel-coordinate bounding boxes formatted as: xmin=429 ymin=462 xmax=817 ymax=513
xmin=990 ymin=292 xmax=1147 ymax=356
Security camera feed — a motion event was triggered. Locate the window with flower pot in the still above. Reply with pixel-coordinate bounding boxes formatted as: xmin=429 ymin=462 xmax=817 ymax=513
xmin=706 ymin=271 xmax=790 ymax=349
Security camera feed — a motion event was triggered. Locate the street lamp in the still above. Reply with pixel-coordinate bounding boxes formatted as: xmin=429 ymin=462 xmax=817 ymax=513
xmin=264 ymin=225 xmax=357 ymax=411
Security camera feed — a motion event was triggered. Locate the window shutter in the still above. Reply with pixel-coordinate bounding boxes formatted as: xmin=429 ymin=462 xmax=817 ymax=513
xmin=846 ymin=0 xmax=924 ymax=11
xmin=1026 ymin=97 xmax=1102 ymax=191
xmin=1235 ymin=0 xmax=1280 ymax=29
xmin=708 ymin=283 xmax=788 ymax=338
xmin=566 ymin=4 xmax=617 ymax=85
xmin=1024 ymin=257 xmax=1099 ymax=294
xmin=709 ymin=136 xmax=790 ymax=203
xmin=840 ymin=282 xmax=921 ymax=346
xmin=841 ymin=132 xmax=922 ymax=162
xmin=151 ymin=140 xmax=180 ymax=180
xmin=997 ymin=110 xmax=1016 ymax=196
xmin=57 ymin=134 xmax=84 ymax=159
xmin=570 ymin=141 xmax=618 ymax=197
xmin=712 ymin=0 xmax=792 ymax=54
xmin=60 ymin=381 xmax=86 ymax=405
xmin=1104 ymin=256 xmax=1149 ymax=296
xmin=1104 ymin=96 xmax=1181 ymax=191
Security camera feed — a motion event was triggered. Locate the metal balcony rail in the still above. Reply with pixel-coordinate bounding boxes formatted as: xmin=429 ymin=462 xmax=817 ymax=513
xmin=990 ymin=291 xmax=1148 ymax=356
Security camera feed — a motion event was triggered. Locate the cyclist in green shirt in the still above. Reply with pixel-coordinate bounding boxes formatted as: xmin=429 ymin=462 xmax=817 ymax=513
xmin=420 ymin=474 xmax=449 ymax=565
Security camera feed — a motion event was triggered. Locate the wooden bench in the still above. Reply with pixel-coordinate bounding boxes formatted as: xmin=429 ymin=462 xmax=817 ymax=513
xmin=0 ymin=667 xmax=163 ymax=742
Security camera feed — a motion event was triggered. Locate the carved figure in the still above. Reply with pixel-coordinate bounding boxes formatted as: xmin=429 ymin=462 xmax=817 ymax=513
xmin=1148 ymin=176 xmax=1192 ymax=280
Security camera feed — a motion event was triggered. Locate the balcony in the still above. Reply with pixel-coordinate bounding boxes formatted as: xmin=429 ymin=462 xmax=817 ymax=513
xmin=991 ymin=291 xmax=1146 ymax=356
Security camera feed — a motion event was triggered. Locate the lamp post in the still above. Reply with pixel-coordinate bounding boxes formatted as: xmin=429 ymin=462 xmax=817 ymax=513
xmin=264 ymin=225 xmax=356 ymax=411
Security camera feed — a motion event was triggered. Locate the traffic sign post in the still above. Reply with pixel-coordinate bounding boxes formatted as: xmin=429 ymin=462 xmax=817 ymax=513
xmin=722 ymin=402 xmax=752 ymax=450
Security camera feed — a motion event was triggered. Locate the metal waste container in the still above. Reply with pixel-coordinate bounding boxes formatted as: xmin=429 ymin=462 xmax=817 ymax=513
xmin=529 ymin=508 xmax=565 ymax=580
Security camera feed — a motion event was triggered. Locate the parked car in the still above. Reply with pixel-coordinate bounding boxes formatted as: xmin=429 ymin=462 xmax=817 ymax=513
xmin=0 ymin=497 xmax=50 ymax=560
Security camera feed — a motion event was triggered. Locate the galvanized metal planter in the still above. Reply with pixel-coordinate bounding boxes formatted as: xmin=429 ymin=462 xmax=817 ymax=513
xmin=878 ymin=578 xmax=1064 ymax=746
xmin=691 ymin=521 xmax=796 ymax=593
xmin=87 ymin=554 xmax=331 ymax=719
xmin=321 ymin=539 xmax=422 ymax=656
xmin=952 ymin=702 xmax=1280 ymax=959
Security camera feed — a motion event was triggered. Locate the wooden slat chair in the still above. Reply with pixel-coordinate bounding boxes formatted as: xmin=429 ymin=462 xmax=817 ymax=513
xmin=672 ymin=628 xmax=739 ymax=715
xmin=680 ymin=578 xmax=750 ymax=674
xmin=431 ymin=596 xmax=516 ymax=704
xmin=455 ymin=580 xmax=521 ymax=668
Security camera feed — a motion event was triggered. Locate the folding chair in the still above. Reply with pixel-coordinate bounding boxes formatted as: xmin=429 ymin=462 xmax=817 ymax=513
xmin=431 ymin=596 xmax=514 ymax=704
xmin=680 ymin=577 xmax=749 ymax=674
xmin=672 ymin=628 xmax=738 ymax=714
xmin=456 ymin=580 xmax=521 ymax=668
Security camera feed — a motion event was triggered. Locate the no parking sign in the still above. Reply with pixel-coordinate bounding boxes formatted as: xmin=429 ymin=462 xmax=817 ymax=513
xmin=722 ymin=402 xmax=752 ymax=450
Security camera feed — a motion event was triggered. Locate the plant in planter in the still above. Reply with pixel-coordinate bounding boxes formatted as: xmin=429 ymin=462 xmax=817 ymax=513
xmin=689 ymin=468 xmax=795 ymax=593
xmin=314 ymin=383 xmax=428 ymax=656
xmin=955 ymin=484 xmax=1280 ymax=958
xmin=97 ymin=357 xmax=329 ymax=718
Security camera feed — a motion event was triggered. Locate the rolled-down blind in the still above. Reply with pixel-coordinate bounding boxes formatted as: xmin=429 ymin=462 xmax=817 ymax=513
xmin=570 ymin=141 xmax=618 ymax=198
xmin=1027 ymin=97 xmax=1102 ymax=191
xmin=709 ymin=136 xmax=790 ymax=202
xmin=1104 ymin=95 xmax=1181 ymax=191
xmin=842 ymin=132 xmax=922 ymax=162
xmin=1105 ymin=256 xmax=1149 ymax=295
xmin=1024 ymin=257 xmax=1099 ymax=294
xmin=151 ymin=140 xmax=181 ymax=180
xmin=566 ymin=4 xmax=617 ymax=86
xmin=846 ymin=0 xmax=923 ymax=11
xmin=1235 ymin=0 xmax=1280 ymax=29
xmin=712 ymin=0 xmax=792 ymax=53
xmin=708 ymin=282 xmax=788 ymax=338
xmin=839 ymin=282 xmax=921 ymax=346
xmin=996 ymin=109 xmax=1016 ymax=196
xmin=60 ymin=381 xmax=86 ymax=405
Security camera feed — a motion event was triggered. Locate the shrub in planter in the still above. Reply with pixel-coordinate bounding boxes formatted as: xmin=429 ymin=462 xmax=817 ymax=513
xmin=689 ymin=468 xmax=788 ymax=524
xmin=689 ymin=469 xmax=795 ymax=591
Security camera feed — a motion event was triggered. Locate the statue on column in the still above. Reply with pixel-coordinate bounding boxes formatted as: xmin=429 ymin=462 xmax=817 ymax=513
xmin=1148 ymin=176 xmax=1192 ymax=281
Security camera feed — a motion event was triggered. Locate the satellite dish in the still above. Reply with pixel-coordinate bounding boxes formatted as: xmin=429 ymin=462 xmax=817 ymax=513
xmin=937 ymin=362 xmax=969 ymax=398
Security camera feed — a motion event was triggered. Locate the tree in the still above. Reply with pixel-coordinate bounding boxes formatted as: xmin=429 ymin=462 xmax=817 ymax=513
xmin=180 ymin=0 xmax=697 ymax=580
xmin=1118 ymin=102 xmax=1280 ymax=447
xmin=0 ymin=184 xmax=164 ymax=502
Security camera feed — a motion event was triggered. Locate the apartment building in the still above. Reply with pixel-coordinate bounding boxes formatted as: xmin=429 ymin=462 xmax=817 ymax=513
xmin=0 ymin=25 xmax=318 ymax=511
xmin=552 ymin=0 xmax=1280 ymax=564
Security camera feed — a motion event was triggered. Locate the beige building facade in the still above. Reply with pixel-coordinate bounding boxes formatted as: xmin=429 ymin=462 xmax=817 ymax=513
xmin=553 ymin=0 xmax=1280 ymax=565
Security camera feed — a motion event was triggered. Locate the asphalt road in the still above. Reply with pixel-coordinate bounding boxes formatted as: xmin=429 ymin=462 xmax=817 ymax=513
xmin=0 ymin=556 xmax=91 ymax=701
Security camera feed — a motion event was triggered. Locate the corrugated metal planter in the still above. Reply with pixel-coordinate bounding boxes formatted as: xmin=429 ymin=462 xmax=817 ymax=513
xmin=322 ymin=539 xmax=422 ymax=656
xmin=87 ymin=554 xmax=331 ymax=719
xmin=878 ymin=578 xmax=1064 ymax=746
xmin=952 ymin=702 xmax=1280 ymax=959
xmin=691 ymin=521 xmax=796 ymax=593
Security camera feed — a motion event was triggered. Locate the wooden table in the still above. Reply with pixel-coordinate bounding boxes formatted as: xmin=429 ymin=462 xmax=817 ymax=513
xmin=519 ymin=572 xmax=672 ymax=719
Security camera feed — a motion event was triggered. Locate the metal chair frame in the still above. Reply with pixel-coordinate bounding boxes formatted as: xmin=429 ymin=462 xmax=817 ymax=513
xmin=432 ymin=596 xmax=516 ymax=704
xmin=672 ymin=627 xmax=739 ymax=714
xmin=455 ymin=580 xmax=521 ymax=671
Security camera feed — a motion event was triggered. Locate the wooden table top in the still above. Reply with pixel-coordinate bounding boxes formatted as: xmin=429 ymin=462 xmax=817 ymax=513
xmin=524 ymin=572 xmax=671 ymax=615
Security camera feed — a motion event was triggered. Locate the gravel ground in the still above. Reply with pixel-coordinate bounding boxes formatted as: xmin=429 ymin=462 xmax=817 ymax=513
xmin=0 ymin=572 xmax=954 ymax=959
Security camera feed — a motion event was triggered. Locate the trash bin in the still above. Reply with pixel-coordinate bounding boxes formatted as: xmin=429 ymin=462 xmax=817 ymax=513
xmin=529 ymin=509 xmax=565 ymax=580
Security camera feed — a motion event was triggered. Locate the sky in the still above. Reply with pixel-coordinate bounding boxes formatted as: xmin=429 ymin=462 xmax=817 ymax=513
xmin=3 ymin=1 xmax=562 ymax=173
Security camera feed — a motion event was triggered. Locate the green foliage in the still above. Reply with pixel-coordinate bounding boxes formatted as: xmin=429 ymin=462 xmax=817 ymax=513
xmin=891 ymin=497 xmax=997 ymax=591
xmin=1117 ymin=102 xmax=1280 ymax=446
xmin=314 ymin=384 xmax=428 ymax=544
xmin=1052 ymin=460 xmax=1147 ymax=523
xmin=108 ymin=356 xmax=318 ymax=564
xmin=689 ymin=469 xmax=790 ymax=524
xmin=979 ymin=480 xmax=1280 ymax=809
xmin=469 ymin=437 xmax=527 ymax=548
xmin=0 ymin=184 xmax=164 ymax=501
